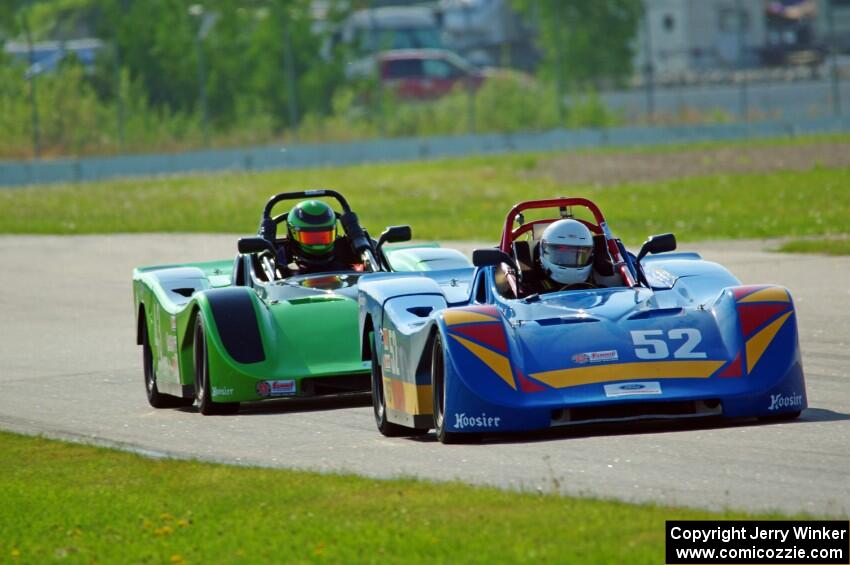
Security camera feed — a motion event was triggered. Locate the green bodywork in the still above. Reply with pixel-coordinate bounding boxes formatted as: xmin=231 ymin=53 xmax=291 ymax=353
xmin=133 ymin=245 xmax=469 ymax=405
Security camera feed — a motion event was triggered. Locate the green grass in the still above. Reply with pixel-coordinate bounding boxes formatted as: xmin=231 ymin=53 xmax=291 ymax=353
xmin=1 ymin=150 xmax=848 ymax=247
xmin=777 ymin=237 xmax=850 ymax=255
xmin=0 ymin=431 xmax=807 ymax=563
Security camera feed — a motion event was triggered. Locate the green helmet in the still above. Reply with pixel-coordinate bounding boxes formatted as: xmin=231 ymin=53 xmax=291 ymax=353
xmin=287 ymin=200 xmax=337 ymax=258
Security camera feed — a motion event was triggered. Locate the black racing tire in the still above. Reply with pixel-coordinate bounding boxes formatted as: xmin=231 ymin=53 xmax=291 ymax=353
xmin=142 ymin=317 xmax=193 ymax=409
xmin=370 ymin=332 xmax=428 ymax=437
xmin=193 ymin=316 xmax=239 ymax=416
xmin=758 ymin=410 xmax=802 ymax=422
xmin=432 ymin=333 xmax=470 ymax=444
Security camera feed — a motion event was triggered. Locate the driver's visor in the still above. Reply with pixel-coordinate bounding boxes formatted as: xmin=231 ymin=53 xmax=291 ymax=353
xmin=542 ymin=243 xmax=593 ymax=268
xmin=292 ymin=227 xmax=335 ymax=246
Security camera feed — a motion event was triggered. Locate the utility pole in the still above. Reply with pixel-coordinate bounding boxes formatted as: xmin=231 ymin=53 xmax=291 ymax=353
xmin=736 ymin=0 xmax=749 ymax=122
xmin=114 ymin=0 xmax=129 ymax=149
xmin=196 ymin=32 xmax=209 ymax=145
xmin=467 ymin=77 xmax=476 ymax=133
xmin=464 ymin=1 xmax=475 ymax=133
xmin=555 ymin=0 xmax=566 ymax=126
xmin=21 ymin=4 xmax=41 ymax=159
xmin=113 ymin=42 xmax=126 ymax=149
xmin=642 ymin=0 xmax=655 ymax=124
xmin=368 ymin=0 xmax=385 ymax=137
xmin=283 ymin=14 xmax=300 ymax=141
xmin=189 ymin=4 xmax=216 ymax=146
xmin=827 ymin=0 xmax=842 ymax=116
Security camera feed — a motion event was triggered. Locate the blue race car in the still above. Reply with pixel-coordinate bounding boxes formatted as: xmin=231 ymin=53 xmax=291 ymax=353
xmin=358 ymin=197 xmax=807 ymax=443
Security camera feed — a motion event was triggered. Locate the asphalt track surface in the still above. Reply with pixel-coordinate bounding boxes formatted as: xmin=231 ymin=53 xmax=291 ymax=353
xmin=0 ymin=235 xmax=848 ymax=517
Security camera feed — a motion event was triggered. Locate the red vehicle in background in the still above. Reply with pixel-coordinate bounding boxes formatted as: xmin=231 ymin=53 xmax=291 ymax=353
xmin=378 ymin=49 xmax=485 ymax=100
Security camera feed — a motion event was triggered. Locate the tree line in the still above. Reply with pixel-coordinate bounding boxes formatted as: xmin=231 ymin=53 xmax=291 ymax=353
xmin=0 ymin=0 xmax=641 ymax=158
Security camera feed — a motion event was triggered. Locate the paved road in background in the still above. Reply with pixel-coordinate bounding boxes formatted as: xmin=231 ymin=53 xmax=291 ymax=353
xmin=0 ymin=235 xmax=847 ymax=516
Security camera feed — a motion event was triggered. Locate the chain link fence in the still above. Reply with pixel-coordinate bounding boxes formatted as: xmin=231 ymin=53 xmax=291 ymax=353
xmin=3 ymin=1 xmax=850 ymax=183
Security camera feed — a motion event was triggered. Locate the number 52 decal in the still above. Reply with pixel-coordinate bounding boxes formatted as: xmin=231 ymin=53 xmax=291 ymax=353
xmin=630 ymin=329 xmax=706 ymax=360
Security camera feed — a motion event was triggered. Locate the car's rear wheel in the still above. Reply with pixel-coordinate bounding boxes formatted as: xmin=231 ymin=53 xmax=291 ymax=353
xmin=193 ymin=316 xmax=239 ymax=416
xmin=370 ymin=331 xmax=427 ymax=437
xmin=432 ymin=333 xmax=467 ymax=444
xmin=142 ymin=317 xmax=192 ymax=409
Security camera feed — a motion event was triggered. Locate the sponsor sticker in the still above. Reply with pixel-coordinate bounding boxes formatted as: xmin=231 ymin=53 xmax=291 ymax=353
xmin=212 ymin=387 xmax=234 ymax=397
xmin=768 ymin=392 xmax=803 ymax=411
xmin=453 ymin=412 xmax=501 ymax=430
xmin=573 ymin=349 xmax=619 ymax=364
xmin=604 ymin=381 xmax=662 ymax=398
xmin=166 ymin=316 xmax=178 ymax=353
xmin=256 ymin=380 xmax=296 ymax=398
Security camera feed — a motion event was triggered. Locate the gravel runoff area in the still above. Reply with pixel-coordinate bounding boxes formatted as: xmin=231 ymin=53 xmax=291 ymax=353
xmin=0 ymin=234 xmax=847 ymax=517
xmin=530 ymin=141 xmax=850 ymax=185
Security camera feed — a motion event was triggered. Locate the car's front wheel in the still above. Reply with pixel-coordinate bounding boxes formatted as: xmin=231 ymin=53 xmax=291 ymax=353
xmin=142 ymin=317 xmax=192 ymax=409
xmin=432 ymin=333 xmax=468 ymax=444
xmin=370 ymin=331 xmax=427 ymax=437
xmin=193 ymin=316 xmax=239 ymax=416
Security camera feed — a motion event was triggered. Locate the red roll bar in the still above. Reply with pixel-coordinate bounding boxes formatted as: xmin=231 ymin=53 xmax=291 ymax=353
xmin=497 ymin=197 xmax=633 ymax=287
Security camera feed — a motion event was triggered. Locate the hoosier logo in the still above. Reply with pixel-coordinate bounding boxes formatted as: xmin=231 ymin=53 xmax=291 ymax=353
xmin=768 ymin=392 xmax=803 ymax=411
xmin=453 ymin=413 xmax=501 ymax=430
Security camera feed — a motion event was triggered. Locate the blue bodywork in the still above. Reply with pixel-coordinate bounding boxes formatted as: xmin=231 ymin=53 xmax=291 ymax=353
xmin=359 ymin=249 xmax=807 ymax=436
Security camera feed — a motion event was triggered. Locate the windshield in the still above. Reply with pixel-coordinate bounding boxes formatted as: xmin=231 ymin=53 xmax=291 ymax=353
xmin=356 ymin=27 xmax=443 ymax=54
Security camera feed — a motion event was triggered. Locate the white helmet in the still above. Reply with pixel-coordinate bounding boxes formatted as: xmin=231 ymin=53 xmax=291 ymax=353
xmin=539 ymin=219 xmax=594 ymax=286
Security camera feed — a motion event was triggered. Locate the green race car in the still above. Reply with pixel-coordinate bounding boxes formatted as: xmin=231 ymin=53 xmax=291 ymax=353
xmin=133 ymin=189 xmax=470 ymax=414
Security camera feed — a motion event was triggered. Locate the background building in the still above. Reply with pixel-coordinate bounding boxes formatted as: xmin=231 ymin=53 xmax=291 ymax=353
xmin=815 ymin=0 xmax=850 ymax=52
xmin=634 ymin=0 xmax=766 ymax=75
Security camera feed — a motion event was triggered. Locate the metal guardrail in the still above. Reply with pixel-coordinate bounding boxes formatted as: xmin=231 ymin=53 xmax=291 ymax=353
xmin=2 ymin=116 xmax=850 ymax=188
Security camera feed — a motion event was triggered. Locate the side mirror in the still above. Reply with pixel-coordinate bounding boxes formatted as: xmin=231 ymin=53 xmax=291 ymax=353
xmin=636 ymin=233 xmax=677 ymax=262
xmin=472 ymin=248 xmax=518 ymax=271
xmin=238 ymin=237 xmax=277 ymax=256
xmin=377 ymin=225 xmax=412 ymax=249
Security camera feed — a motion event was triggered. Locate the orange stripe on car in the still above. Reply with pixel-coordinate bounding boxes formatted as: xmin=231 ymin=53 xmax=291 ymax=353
xmin=383 ymin=376 xmax=432 ymax=415
xmin=450 ymin=334 xmax=516 ymax=390
xmin=745 ymin=311 xmax=793 ymax=373
xmin=737 ymin=286 xmax=790 ymax=304
xmin=530 ymin=360 xmax=724 ymax=389
xmin=443 ymin=309 xmax=498 ymax=326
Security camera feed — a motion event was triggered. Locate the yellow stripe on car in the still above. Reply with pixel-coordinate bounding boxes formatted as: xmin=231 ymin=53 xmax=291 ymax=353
xmin=738 ymin=287 xmax=790 ymax=303
xmin=531 ymin=360 xmax=725 ymax=389
xmin=383 ymin=376 xmax=433 ymax=415
xmin=745 ymin=311 xmax=793 ymax=373
xmin=450 ymin=335 xmax=517 ymax=390
xmin=443 ymin=310 xmax=498 ymax=326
